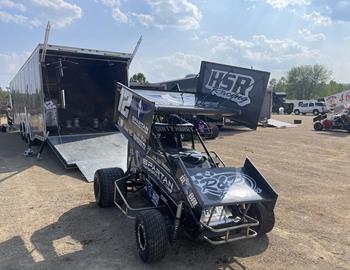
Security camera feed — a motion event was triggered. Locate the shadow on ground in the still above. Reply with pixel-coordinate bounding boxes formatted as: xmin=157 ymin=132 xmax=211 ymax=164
xmin=0 ymin=132 xmax=84 ymax=182
xmin=314 ymin=130 xmax=350 ymax=137
xmin=0 ymin=203 xmax=269 ymax=270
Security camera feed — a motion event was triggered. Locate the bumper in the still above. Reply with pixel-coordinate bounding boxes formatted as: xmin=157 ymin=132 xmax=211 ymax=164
xmin=201 ymin=214 xmax=259 ymax=245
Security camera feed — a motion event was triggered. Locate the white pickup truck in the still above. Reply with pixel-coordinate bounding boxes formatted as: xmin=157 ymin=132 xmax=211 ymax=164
xmin=294 ymin=102 xmax=328 ymax=115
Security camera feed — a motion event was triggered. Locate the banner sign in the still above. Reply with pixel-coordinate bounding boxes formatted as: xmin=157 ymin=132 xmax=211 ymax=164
xmin=325 ymin=90 xmax=350 ymax=110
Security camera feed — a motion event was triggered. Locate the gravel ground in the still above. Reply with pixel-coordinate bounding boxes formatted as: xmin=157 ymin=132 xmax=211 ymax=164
xmin=0 ymin=115 xmax=349 ymax=270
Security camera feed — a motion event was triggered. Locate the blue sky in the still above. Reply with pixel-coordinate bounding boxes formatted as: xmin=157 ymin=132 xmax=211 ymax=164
xmin=0 ymin=0 xmax=349 ymax=88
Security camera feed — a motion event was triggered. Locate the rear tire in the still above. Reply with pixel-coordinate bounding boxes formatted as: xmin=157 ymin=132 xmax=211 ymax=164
xmin=294 ymin=109 xmax=300 ymax=115
xmin=94 ymin=167 xmax=125 ymax=208
xmin=135 ymin=210 xmax=168 ymax=263
xmin=313 ymin=109 xmax=319 ymax=116
xmin=314 ymin=122 xmax=323 ymax=131
xmin=209 ymin=125 xmax=219 ymax=139
xmin=248 ymin=203 xmax=275 ymax=235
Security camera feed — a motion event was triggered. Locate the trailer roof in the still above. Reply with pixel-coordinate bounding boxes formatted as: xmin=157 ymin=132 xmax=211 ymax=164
xmin=39 ymin=44 xmax=132 ymax=59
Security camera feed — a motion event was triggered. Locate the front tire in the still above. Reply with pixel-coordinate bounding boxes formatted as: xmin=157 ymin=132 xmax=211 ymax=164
xmin=135 ymin=210 xmax=168 ymax=263
xmin=94 ymin=167 xmax=125 ymax=208
xmin=314 ymin=122 xmax=323 ymax=131
xmin=248 ymin=203 xmax=275 ymax=235
xmin=313 ymin=109 xmax=319 ymax=116
xmin=294 ymin=109 xmax=300 ymax=115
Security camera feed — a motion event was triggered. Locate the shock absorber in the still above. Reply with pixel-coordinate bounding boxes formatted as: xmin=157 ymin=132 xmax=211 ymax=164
xmin=172 ymin=201 xmax=184 ymax=241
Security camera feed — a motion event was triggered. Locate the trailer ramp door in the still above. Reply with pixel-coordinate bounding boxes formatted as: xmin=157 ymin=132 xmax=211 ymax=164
xmin=47 ymin=132 xmax=128 ymax=182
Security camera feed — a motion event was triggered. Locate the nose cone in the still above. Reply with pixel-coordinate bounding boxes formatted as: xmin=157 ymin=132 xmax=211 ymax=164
xmin=188 ymin=168 xmax=263 ymax=206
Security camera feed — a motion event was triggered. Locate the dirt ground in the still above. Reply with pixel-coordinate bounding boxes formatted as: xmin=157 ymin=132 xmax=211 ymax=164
xmin=0 ymin=115 xmax=349 ymax=270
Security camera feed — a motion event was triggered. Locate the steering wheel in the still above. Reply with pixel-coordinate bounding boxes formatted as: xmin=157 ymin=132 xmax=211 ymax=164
xmin=181 ymin=151 xmax=207 ymax=165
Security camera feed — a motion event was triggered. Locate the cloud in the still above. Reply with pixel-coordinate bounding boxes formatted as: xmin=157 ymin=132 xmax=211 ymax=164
xmin=205 ymin=35 xmax=254 ymax=53
xmin=203 ymin=34 xmax=321 ymax=64
xmin=132 ymin=13 xmax=154 ymax=27
xmin=96 ymin=0 xmax=128 ymax=23
xmin=265 ymin=0 xmax=311 ymax=9
xmin=131 ymin=52 xmax=202 ymax=82
xmin=141 ymin=0 xmax=202 ymax=30
xmin=302 ymin=11 xmax=332 ymax=26
xmin=345 ymin=36 xmax=350 ymax=41
xmin=0 ymin=0 xmax=26 ymax=12
xmin=313 ymin=0 xmax=350 ymax=23
xmin=298 ymin=28 xmax=326 ymax=41
xmin=0 ymin=0 xmax=82 ymax=28
xmin=0 ymin=10 xmax=42 ymax=27
xmin=132 ymin=33 xmax=323 ymax=82
xmin=31 ymin=0 xmax=82 ymax=28
xmin=97 ymin=0 xmax=202 ymax=30
xmin=0 ymin=52 xmax=31 ymax=86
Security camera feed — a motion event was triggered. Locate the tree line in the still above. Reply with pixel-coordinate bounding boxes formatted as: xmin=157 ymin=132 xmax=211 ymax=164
xmin=0 ymin=87 xmax=10 ymax=103
xmin=269 ymin=64 xmax=350 ymax=100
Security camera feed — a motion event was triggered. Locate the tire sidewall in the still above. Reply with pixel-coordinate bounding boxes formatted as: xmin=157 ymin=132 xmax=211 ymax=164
xmin=94 ymin=176 xmax=101 ymax=204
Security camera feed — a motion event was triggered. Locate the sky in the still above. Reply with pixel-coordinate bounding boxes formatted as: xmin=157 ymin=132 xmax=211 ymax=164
xmin=0 ymin=0 xmax=349 ymax=88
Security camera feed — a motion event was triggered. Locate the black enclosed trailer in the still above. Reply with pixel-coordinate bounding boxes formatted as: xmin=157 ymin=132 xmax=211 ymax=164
xmin=9 ymin=43 xmax=134 ymax=181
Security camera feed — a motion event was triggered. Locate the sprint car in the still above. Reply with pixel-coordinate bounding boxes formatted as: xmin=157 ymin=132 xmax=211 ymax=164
xmin=93 ymin=83 xmax=277 ymax=263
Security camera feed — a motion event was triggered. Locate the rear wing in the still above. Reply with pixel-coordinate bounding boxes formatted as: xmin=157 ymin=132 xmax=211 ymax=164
xmin=197 ymin=61 xmax=270 ymax=129
xmin=114 ymin=83 xmax=239 ymax=153
xmin=155 ymin=61 xmax=270 ymax=129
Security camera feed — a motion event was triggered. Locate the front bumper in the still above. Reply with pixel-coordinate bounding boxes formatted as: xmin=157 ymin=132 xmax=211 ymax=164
xmin=200 ymin=214 xmax=259 ymax=245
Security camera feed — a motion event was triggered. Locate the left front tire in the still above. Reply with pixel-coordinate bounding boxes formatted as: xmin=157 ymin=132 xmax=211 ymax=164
xmin=135 ymin=210 xmax=168 ymax=263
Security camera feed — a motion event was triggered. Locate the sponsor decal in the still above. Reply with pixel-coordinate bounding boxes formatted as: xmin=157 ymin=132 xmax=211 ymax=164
xmin=160 ymin=194 xmax=168 ymax=203
xmin=154 ymin=125 xmax=194 ymax=133
xmin=132 ymin=115 xmax=149 ymax=135
xmin=133 ymin=133 xmax=146 ymax=150
xmin=143 ymin=158 xmax=174 ymax=193
xmin=205 ymin=69 xmax=255 ymax=107
xmin=179 ymin=174 xmax=188 ymax=185
xmin=191 ymin=171 xmax=261 ymax=199
xmin=150 ymin=153 xmax=171 ymax=173
xmin=187 ymin=192 xmax=198 ymax=208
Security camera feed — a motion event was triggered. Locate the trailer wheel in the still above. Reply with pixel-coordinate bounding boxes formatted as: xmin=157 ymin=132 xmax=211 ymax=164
xmin=135 ymin=210 xmax=168 ymax=263
xmin=314 ymin=122 xmax=323 ymax=131
xmin=94 ymin=167 xmax=126 ymax=208
xmin=209 ymin=125 xmax=219 ymax=139
xmin=294 ymin=109 xmax=300 ymax=115
xmin=248 ymin=203 xmax=275 ymax=235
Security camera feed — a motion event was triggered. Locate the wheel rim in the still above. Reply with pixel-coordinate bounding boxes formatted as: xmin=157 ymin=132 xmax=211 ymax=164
xmin=94 ymin=177 xmax=101 ymax=202
xmin=137 ymin=223 xmax=146 ymax=251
